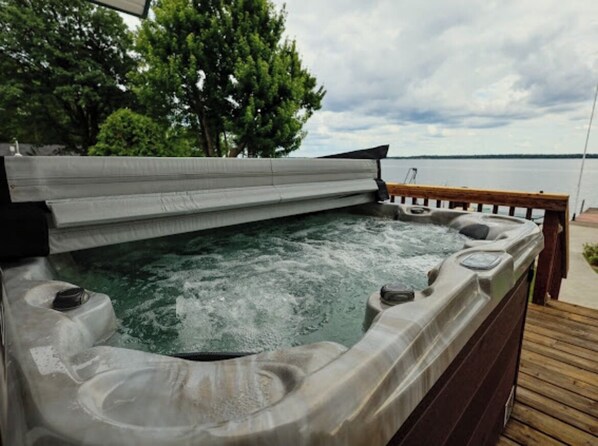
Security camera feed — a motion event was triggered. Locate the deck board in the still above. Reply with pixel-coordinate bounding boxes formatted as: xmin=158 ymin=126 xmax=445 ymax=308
xmin=522 ymin=330 xmax=598 ymax=367
xmin=548 ymin=300 xmax=598 ymax=320
xmin=520 ymin=350 xmax=598 ymax=391
xmin=522 ymin=338 xmax=598 ymax=374
xmin=525 ymin=312 xmax=598 ymax=343
xmin=496 ymin=434 xmax=525 ymax=446
xmin=500 ymin=301 xmax=598 ymax=446
xmin=517 ymin=372 xmax=598 ymax=418
xmin=523 ymin=321 xmax=598 ymax=353
xmin=527 ymin=305 xmax=598 ymax=328
xmin=502 ymin=419 xmax=565 ymax=445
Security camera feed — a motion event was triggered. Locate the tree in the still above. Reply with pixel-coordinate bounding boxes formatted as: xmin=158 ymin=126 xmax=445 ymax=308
xmin=135 ymin=0 xmax=325 ymax=157
xmin=0 ymin=0 xmax=136 ymax=154
xmin=89 ymin=108 xmax=195 ymax=157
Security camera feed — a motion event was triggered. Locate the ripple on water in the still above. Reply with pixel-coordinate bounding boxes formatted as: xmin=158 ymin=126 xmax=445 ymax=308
xmin=56 ymin=212 xmax=468 ymax=354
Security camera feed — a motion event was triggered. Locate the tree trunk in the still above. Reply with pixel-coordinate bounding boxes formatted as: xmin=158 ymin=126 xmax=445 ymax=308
xmin=227 ymin=142 xmax=245 ymax=158
xmin=198 ymin=109 xmax=214 ymax=157
xmin=215 ymin=131 xmax=222 ymax=157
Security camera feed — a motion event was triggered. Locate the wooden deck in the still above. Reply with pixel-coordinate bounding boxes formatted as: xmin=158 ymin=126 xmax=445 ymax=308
xmin=498 ymin=300 xmax=598 ymax=445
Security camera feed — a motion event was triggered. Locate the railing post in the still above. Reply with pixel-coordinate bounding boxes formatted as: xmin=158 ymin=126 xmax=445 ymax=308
xmin=548 ymin=210 xmax=568 ymax=300
xmin=532 ymin=211 xmax=561 ymax=305
xmin=548 ymin=231 xmax=563 ymax=299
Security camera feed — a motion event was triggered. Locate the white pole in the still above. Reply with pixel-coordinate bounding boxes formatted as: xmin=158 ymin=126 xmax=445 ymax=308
xmin=572 ymin=81 xmax=598 ymax=220
xmin=13 ymin=139 xmax=22 ymax=156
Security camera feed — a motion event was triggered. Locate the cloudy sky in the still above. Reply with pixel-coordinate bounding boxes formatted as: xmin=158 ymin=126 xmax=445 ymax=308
xmin=123 ymin=1 xmax=598 ymax=157
xmin=276 ymin=0 xmax=598 ymax=157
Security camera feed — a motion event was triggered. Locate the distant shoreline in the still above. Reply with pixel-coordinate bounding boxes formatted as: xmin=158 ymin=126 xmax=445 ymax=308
xmin=387 ymin=154 xmax=598 ymax=159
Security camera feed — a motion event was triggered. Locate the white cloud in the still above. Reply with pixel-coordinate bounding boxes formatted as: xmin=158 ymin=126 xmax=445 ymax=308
xmin=275 ymin=0 xmax=598 ymax=156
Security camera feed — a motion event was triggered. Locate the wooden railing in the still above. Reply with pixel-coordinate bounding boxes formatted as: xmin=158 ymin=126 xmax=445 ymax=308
xmin=386 ymin=183 xmax=569 ymax=305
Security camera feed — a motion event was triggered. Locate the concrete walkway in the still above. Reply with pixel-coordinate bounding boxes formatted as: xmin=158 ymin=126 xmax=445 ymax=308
xmin=559 ymin=221 xmax=598 ymax=309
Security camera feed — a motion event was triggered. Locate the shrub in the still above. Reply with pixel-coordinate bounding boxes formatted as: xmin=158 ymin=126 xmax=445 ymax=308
xmin=89 ymin=109 xmax=193 ymax=157
xmin=583 ymin=243 xmax=598 ymax=267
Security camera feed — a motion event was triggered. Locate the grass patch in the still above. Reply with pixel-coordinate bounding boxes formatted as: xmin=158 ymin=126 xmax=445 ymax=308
xmin=582 ymin=242 xmax=598 ymax=273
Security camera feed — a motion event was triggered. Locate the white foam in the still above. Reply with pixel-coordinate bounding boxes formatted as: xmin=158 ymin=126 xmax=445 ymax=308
xmin=60 ymin=214 xmax=468 ymax=354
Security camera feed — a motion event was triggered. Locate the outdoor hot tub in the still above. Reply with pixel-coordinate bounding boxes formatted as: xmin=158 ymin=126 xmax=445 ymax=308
xmin=0 ymin=150 xmax=543 ymax=446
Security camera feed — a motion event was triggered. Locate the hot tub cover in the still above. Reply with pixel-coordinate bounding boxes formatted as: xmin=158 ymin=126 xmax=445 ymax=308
xmin=1 ymin=155 xmax=382 ymax=254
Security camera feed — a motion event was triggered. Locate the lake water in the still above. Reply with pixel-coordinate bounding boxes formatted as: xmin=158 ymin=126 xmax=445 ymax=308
xmin=381 ymin=158 xmax=598 ymax=212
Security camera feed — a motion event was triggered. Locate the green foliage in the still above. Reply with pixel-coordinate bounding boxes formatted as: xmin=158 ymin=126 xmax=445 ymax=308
xmin=0 ymin=0 xmax=323 ymax=158
xmin=89 ymin=109 xmax=194 ymax=157
xmin=135 ymin=0 xmax=325 ymax=157
xmin=583 ymin=243 xmax=598 ymax=268
xmin=0 ymin=0 xmax=136 ymax=153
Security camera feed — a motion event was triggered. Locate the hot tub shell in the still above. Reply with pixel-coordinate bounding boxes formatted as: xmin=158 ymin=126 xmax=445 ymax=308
xmin=1 ymin=203 xmax=542 ymax=446
xmin=0 ymin=153 xmax=542 ymax=445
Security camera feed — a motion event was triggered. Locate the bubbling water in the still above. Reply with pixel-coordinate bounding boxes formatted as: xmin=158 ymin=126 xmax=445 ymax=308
xmin=56 ymin=212 xmax=468 ymax=354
